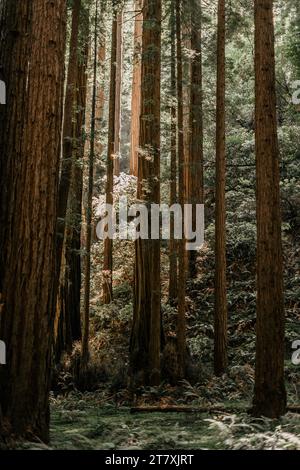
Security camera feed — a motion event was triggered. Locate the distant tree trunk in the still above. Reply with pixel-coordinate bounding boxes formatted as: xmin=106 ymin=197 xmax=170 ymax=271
xmin=176 ymin=0 xmax=187 ymax=379
xmin=130 ymin=0 xmax=143 ymax=177
xmin=82 ymin=2 xmax=98 ymax=365
xmin=182 ymin=8 xmax=191 ymax=205
xmin=169 ymin=0 xmax=178 ymax=304
xmin=252 ymin=0 xmax=286 ymax=418
xmin=55 ymin=6 xmax=89 ymax=361
xmin=0 ymin=0 xmax=66 ymax=442
xmin=102 ymin=14 xmax=118 ymax=304
xmin=56 ymin=0 xmax=82 ymax=282
xmin=114 ymin=10 xmax=123 ymax=176
xmin=130 ymin=0 xmax=161 ymax=386
xmin=214 ymin=0 xmax=228 ymax=376
xmin=95 ymin=25 xmax=106 ymax=161
xmin=188 ymin=0 xmax=203 ymax=278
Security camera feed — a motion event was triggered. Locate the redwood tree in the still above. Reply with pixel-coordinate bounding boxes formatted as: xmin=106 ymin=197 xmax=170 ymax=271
xmin=130 ymin=0 xmax=162 ymax=386
xmin=82 ymin=1 xmax=98 ymax=365
xmin=214 ymin=0 xmax=228 ymax=376
xmin=188 ymin=0 xmax=204 ymax=278
xmin=176 ymin=0 xmax=187 ymax=379
xmin=169 ymin=0 xmax=178 ymax=304
xmin=0 ymin=0 xmax=66 ymax=441
xmin=252 ymin=0 xmax=286 ymax=418
xmin=130 ymin=0 xmax=143 ymax=177
xmin=102 ymin=12 xmax=118 ymax=304
xmin=56 ymin=0 xmax=82 ymax=280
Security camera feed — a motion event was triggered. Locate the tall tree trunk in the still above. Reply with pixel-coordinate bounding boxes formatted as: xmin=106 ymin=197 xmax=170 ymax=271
xmin=56 ymin=0 xmax=82 ymax=282
xmin=130 ymin=0 xmax=143 ymax=177
xmin=252 ymin=0 xmax=286 ymax=418
xmin=214 ymin=0 xmax=228 ymax=376
xmin=0 ymin=0 xmax=66 ymax=442
xmin=55 ymin=6 xmax=89 ymax=361
xmin=188 ymin=0 xmax=203 ymax=278
xmin=114 ymin=10 xmax=123 ymax=176
xmin=176 ymin=0 xmax=186 ymax=379
xmin=169 ymin=0 xmax=178 ymax=304
xmin=82 ymin=1 xmax=98 ymax=366
xmin=102 ymin=14 xmax=118 ymax=304
xmin=130 ymin=0 xmax=161 ymax=387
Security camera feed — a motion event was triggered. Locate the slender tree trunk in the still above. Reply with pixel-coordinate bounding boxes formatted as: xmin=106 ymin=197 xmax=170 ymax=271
xmin=114 ymin=10 xmax=123 ymax=176
xmin=188 ymin=0 xmax=203 ymax=278
xmin=169 ymin=0 xmax=178 ymax=304
xmin=66 ymin=18 xmax=90 ymax=343
xmin=214 ymin=0 xmax=228 ymax=376
xmin=0 ymin=0 xmax=66 ymax=442
xmin=130 ymin=0 xmax=161 ymax=386
xmin=55 ymin=6 xmax=89 ymax=361
xmin=130 ymin=0 xmax=143 ymax=177
xmin=56 ymin=0 xmax=82 ymax=281
xmin=82 ymin=2 xmax=98 ymax=365
xmin=102 ymin=14 xmax=118 ymax=304
xmin=252 ymin=0 xmax=286 ymax=418
xmin=95 ymin=31 xmax=106 ymax=158
xmin=176 ymin=0 xmax=186 ymax=379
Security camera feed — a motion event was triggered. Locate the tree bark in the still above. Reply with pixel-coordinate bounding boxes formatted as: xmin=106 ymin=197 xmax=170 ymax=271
xmin=252 ymin=0 xmax=286 ymax=419
xmin=130 ymin=0 xmax=161 ymax=387
xmin=55 ymin=5 xmax=89 ymax=361
xmin=188 ymin=0 xmax=204 ymax=278
xmin=214 ymin=0 xmax=228 ymax=376
xmin=56 ymin=0 xmax=82 ymax=283
xmin=82 ymin=2 xmax=98 ymax=365
xmin=169 ymin=0 xmax=178 ymax=304
xmin=113 ymin=10 xmax=123 ymax=176
xmin=102 ymin=14 xmax=118 ymax=304
xmin=0 ymin=0 xmax=66 ymax=442
xmin=176 ymin=0 xmax=187 ymax=379
xmin=129 ymin=0 xmax=143 ymax=177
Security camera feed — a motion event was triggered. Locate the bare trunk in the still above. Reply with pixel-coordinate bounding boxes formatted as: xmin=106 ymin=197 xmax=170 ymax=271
xmin=102 ymin=15 xmax=118 ymax=304
xmin=214 ymin=0 xmax=228 ymax=376
xmin=0 ymin=0 xmax=66 ymax=442
xmin=130 ymin=0 xmax=143 ymax=177
xmin=176 ymin=0 xmax=186 ymax=379
xmin=114 ymin=10 xmax=123 ymax=176
xmin=169 ymin=0 xmax=178 ymax=304
xmin=130 ymin=0 xmax=161 ymax=387
xmin=188 ymin=0 xmax=203 ymax=278
xmin=252 ymin=0 xmax=286 ymax=418
xmin=82 ymin=3 xmax=98 ymax=365
xmin=56 ymin=0 xmax=82 ymax=281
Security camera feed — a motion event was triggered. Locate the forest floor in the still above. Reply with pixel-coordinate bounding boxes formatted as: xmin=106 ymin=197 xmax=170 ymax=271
xmin=20 ymin=392 xmax=300 ymax=450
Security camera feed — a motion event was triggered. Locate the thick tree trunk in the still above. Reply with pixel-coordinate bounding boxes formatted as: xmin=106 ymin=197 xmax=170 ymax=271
xmin=169 ymin=0 xmax=178 ymax=304
xmin=188 ymin=0 xmax=204 ymax=278
xmin=214 ymin=0 xmax=228 ymax=376
xmin=130 ymin=0 xmax=161 ymax=386
xmin=252 ymin=0 xmax=286 ymax=419
xmin=82 ymin=3 xmax=98 ymax=365
xmin=129 ymin=0 xmax=143 ymax=177
xmin=0 ymin=0 xmax=66 ymax=442
xmin=176 ymin=0 xmax=187 ymax=379
xmin=113 ymin=10 xmax=123 ymax=177
xmin=102 ymin=15 xmax=118 ymax=304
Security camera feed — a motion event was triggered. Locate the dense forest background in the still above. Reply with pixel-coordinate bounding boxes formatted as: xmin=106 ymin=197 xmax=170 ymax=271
xmin=0 ymin=0 xmax=299 ymax=450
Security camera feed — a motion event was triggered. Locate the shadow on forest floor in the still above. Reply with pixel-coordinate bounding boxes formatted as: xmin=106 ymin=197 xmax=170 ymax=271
xmin=20 ymin=393 xmax=300 ymax=450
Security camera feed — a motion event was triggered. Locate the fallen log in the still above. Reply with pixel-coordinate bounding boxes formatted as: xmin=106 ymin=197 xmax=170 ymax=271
xmin=130 ymin=405 xmax=300 ymax=414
